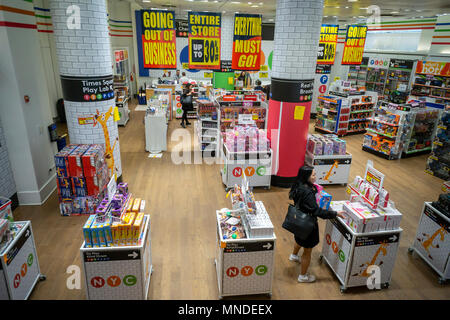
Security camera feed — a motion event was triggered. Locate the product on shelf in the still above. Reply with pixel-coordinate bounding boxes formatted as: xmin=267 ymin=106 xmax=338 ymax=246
xmin=307 ymin=134 xmax=346 ymax=155
xmin=54 ymin=144 xmax=110 ymax=216
xmin=426 ymin=109 xmax=450 ymax=180
xmin=217 ymin=209 xmax=247 ymax=240
xmin=222 ymin=125 xmax=270 ymax=153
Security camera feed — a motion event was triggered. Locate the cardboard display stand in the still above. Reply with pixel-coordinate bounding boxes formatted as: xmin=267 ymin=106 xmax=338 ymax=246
xmin=409 ymin=202 xmax=450 ymax=284
xmin=80 ymin=215 xmax=153 ymax=300
xmin=215 ymin=212 xmax=276 ymax=298
xmin=221 ymin=144 xmax=272 ymax=190
xmin=0 ymin=221 xmax=44 ymax=300
xmin=305 ymin=150 xmax=352 ymax=185
xmin=321 ymin=215 xmax=402 ymax=292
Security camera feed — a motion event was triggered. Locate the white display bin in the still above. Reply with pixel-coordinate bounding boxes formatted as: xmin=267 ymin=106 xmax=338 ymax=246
xmin=320 ymin=213 xmax=402 ymax=293
xmin=145 ymin=113 xmax=167 ymax=153
xmin=117 ymin=98 xmax=130 ymax=126
xmin=305 ymin=151 xmax=352 ymax=185
xmin=215 ymin=209 xmax=276 ymax=298
xmin=0 ymin=221 xmax=45 ymax=300
xmin=80 ymin=215 xmax=153 ymax=300
xmin=221 ymin=144 xmax=272 ymax=190
xmin=409 ymin=202 xmax=450 ymax=284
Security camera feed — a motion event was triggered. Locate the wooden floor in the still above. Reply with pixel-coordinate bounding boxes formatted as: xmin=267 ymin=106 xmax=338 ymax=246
xmin=14 ymin=100 xmax=449 ymax=299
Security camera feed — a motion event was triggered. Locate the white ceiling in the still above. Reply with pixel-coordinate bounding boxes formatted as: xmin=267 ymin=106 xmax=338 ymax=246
xmin=131 ymin=0 xmax=450 ymax=23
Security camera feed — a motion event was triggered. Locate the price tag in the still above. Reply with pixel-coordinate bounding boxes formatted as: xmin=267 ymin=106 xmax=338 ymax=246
xmin=322 ymin=108 xmax=329 ymax=115
xmin=238 ymin=114 xmax=254 ymax=125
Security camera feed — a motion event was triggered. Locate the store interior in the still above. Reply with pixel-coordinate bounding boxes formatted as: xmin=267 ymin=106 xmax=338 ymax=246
xmin=0 ymin=0 xmax=449 ymax=300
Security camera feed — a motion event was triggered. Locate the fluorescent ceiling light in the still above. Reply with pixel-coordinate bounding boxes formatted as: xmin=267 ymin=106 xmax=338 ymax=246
xmin=251 ymin=5 xmax=259 ymax=7
xmin=345 ymin=6 xmax=349 ymax=9
xmin=231 ymin=1 xmax=241 ymax=3
xmin=324 ymin=16 xmax=328 ymax=17
xmin=391 ymin=11 xmax=399 ymax=14
xmin=142 ymin=0 xmax=151 ymax=3
xmin=335 ymin=6 xmax=340 ymax=8
xmin=348 ymin=0 xmax=358 ymax=2
xmin=259 ymin=2 xmax=263 ymax=4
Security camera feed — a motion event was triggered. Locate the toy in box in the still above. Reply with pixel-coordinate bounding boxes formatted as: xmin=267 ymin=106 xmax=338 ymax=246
xmin=55 ymin=144 xmax=78 ymax=177
xmin=71 ymin=177 xmax=87 ymax=197
xmin=81 ymin=144 xmax=105 ymax=177
xmin=83 ymin=215 xmax=96 ymax=248
xmin=318 ymin=191 xmax=332 ymax=210
xmin=57 ymin=177 xmax=73 ymax=198
xmin=68 ymin=144 xmax=90 ymax=177
xmin=0 ymin=197 xmax=13 ymax=222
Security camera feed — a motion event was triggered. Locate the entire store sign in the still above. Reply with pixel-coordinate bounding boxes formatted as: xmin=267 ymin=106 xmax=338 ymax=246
xmin=341 ymin=25 xmax=368 ymax=65
xmin=317 ymin=24 xmax=338 ymax=65
xmin=188 ymin=12 xmax=221 ymax=70
xmin=416 ymin=61 xmax=450 ymax=76
xmin=141 ymin=10 xmax=176 ymax=69
xmin=232 ymin=13 xmax=262 ymax=70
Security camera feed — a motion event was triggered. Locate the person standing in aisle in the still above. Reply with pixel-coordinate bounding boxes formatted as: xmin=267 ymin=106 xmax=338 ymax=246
xmin=174 ymin=69 xmax=181 ymax=82
xmin=254 ymin=79 xmax=264 ymax=91
xmin=179 ymin=72 xmax=189 ymax=85
xmin=288 ymin=165 xmax=344 ymax=283
xmin=180 ymin=83 xmax=193 ymax=128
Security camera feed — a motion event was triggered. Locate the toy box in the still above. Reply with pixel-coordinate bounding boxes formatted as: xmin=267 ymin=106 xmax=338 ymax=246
xmin=132 ymin=198 xmax=141 ymax=213
xmin=343 ymin=201 xmax=382 ymax=233
xmin=376 ymin=206 xmax=402 ymax=230
xmin=318 ymin=191 xmax=332 ymax=210
xmin=140 ymin=200 xmax=146 ymax=213
xmin=71 ymin=177 xmax=87 ymax=197
xmin=81 ymin=144 xmax=105 ymax=177
xmin=83 ymin=215 xmax=96 ymax=248
xmin=126 ymin=197 xmax=134 ymax=212
xmin=68 ymin=144 xmax=90 ymax=177
xmin=111 ymin=221 xmax=120 ymax=246
xmin=132 ymin=212 xmax=145 ymax=244
xmin=91 ymin=220 xmax=107 ymax=248
xmin=57 ymin=177 xmax=73 ymax=198
xmin=55 ymin=144 xmax=78 ymax=177
xmin=103 ymin=217 xmax=113 ymax=246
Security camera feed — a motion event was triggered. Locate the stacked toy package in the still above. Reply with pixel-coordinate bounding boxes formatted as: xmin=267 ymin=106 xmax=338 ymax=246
xmin=222 ymin=125 xmax=270 ymax=152
xmin=307 ymin=134 xmax=346 ymax=156
xmin=426 ymin=109 xmax=449 ymax=180
xmin=55 ymin=144 xmax=110 ymax=216
xmin=83 ymin=183 xmax=148 ymax=248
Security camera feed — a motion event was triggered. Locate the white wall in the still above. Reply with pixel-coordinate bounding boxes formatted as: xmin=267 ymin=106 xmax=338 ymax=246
xmin=0 ymin=115 xmax=16 ymax=199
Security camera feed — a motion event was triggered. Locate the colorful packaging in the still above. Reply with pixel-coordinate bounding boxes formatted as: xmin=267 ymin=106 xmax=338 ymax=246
xmin=132 ymin=213 xmax=145 ymax=244
xmin=323 ymin=139 xmax=334 ymax=156
xmin=54 ymin=144 xmax=78 ymax=177
xmin=83 ymin=215 xmax=96 ymax=248
xmin=126 ymin=197 xmax=134 ymax=212
xmin=318 ymin=191 xmax=332 ymax=210
xmin=81 ymin=144 xmax=105 ymax=177
xmin=132 ymin=198 xmax=141 ymax=213
xmin=103 ymin=217 xmax=113 ymax=246
xmin=57 ymin=177 xmax=73 ymax=198
xmin=59 ymin=197 xmax=73 ymax=216
xmin=67 ymin=144 xmax=90 ymax=177
xmin=111 ymin=221 xmax=121 ymax=246
xmin=91 ymin=220 xmax=107 ymax=247
xmin=139 ymin=200 xmax=145 ymax=213
xmin=71 ymin=177 xmax=87 ymax=197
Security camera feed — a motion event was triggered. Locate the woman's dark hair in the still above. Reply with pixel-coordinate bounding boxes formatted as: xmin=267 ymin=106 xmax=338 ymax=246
xmin=289 ymin=165 xmax=315 ymax=200
xmin=256 ymin=80 xmax=261 ymax=86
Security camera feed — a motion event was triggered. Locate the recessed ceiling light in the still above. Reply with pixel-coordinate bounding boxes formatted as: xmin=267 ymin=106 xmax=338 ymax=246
xmin=391 ymin=11 xmax=399 ymax=14
xmin=345 ymin=6 xmax=349 ymax=9
xmin=231 ymin=1 xmax=241 ymax=3
xmin=416 ymin=10 xmax=422 ymax=12
xmin=324 ymin=16 xmax=328 ymax=17
xmin=259 ymin=2 xmax=263 ymax=5
xmin=269 ymin=18 xmax=274 ymax=21
xmin=335 ymin=6 xmax=340 ymax=8
xmin=251 ymin=5 xmax=259 ymax=7
xmin=248 ymin=1 xmax=252 ymax=4
xmin=348 ymin=0 xmax=358 ymax=2
xmin=142 ymin=0 xmax=151 ymax=3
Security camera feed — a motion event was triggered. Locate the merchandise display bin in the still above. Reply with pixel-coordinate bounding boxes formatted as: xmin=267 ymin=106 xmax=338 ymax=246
xmin=305 ymin=151 xmax=352 ymax=185
xmin=408 ymin=202 xmax=450 ymax=284
xmin=80 ymin=215 xmax=153 ymax=300
xmin=320 ymin=214 xmax=402 ymax=293
xmin=221 ymin=144 xmax=272 ymax=190
xmin=0 ymin=221 xmax=45 ymax=300
xmin=117 ymin=97 xmax=130 ymax=126
xmin=214 ymin=208 xmax=276 ymax=298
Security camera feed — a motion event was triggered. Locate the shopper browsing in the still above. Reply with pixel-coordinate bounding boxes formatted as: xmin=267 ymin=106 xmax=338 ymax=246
xmin=254 ymin=80 xmax=263 ymax=91
xmin=180 ymin=83 xmax=193 ymax=128
xmin=288 ymin=166 xmax=345 ymax=283
xmin=174 ymin=69 xmax=181 ymax=82
xmin=179 ymin=72 xmax=189 ymax=85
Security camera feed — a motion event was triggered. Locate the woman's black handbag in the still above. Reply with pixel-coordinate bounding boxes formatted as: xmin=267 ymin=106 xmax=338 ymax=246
xmin=282 ymin=204 xmax=316 ymax=240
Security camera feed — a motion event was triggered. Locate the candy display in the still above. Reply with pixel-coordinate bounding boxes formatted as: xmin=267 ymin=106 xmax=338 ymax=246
xmin=55 ymin=144 xmax=110 ymax=216
xmin=222 ymin=125 xmax=270 ymax=153
xmin=217 ymin=209 xmax=247 ymax=240
xmin=228 ymin=183 xmax=256 ymax=214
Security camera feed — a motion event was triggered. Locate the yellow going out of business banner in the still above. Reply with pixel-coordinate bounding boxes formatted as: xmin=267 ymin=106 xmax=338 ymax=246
xmin=141 ymin=10 xmax=176 ymax=69
xmin=188 ymin=12 xmax=221 ymax=70
xmin=341 ymin=25 xmax=368 ymax=65
xmin=317 ymin=24 xmax=338 ymax=65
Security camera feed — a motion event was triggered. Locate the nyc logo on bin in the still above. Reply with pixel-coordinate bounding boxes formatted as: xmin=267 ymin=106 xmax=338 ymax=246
xmin=226 ymin=265 xmax=268 ymax=278
xmin=326 ymin=234 xmax=346 ymax=262
xmin=232 ymin=166 xmax=266 ymax=178
xmin=90 ymin=275 xmax=137 ymax=288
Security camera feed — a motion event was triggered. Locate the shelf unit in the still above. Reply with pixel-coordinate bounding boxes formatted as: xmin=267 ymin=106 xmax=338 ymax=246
xmin=196 ymin=97 xmax=220 ymax=157
xmin=363 ymin=100 xmax=443 ymax=159
xmin=347 ymin=58 xmax=368 ymax=87
xmin=410 ymin=61 xmax=450 ymax=105
xmin=315 ymin=92 xmax=377 ymax=136
xmin=384 ymin=59 xmax=416 ymax=102
xmin=426 ymin=108 xmax=450 ymax=180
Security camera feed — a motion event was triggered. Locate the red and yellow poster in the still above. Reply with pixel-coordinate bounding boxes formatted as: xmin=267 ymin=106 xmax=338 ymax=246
xmin=188 ymin=12 xmax=221 ymax=70
xmin=416 ymin=61 xmax=450 ymax=76
xmin=232 ymin=14 xmax=262 ymax=70
xmin=317 ymin=24 xmax=338 ymax=65
xmin=141 ymin=10 xmax=176 ymax=69
xmin=341 ymin=25 xmax=368 ymax=65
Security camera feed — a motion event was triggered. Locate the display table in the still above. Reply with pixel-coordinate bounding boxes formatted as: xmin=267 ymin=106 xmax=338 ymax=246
xmin=215 ymin=202 xmax=275 ymax=298
xmin=117 ymin=96 xmax=130 ymax=126
xmin=408 ymin=202 xmax=449 ymax=284
xmin=320 ymin=201 xmax=402 ymax=293
xmin=145 ymin=111 xmax=168 ymax=153
xmin=0 ymin=221 xmax=45 ymax=300
xmin=80 ymin=215 xmax=152 ymax=300
xmin=305 ymin=150 xmax=352 ymax=185
xmin=221 ymin=144 xmax=272 ymax=190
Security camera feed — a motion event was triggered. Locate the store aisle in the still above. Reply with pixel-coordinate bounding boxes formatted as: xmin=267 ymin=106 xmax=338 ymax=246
xmin=13 ymin=100 xmax=449 ymax=299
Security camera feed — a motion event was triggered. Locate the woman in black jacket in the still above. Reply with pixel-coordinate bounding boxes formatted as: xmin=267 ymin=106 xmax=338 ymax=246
xmin=180 ymin=83 xmax=193 ymax=128
xmin=289 ymin=165 xmax=344 ymax=283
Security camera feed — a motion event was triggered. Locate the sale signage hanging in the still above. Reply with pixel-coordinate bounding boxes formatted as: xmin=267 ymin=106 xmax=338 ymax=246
xmin=416 ymin=61 xmax=450 ymax=76
xmin=141 ymin=10 xmax=176 ymax=69
xmin=341 ymin=25 xmax=368 ymax=65
xmin=188 ymin=12 xmax=221 ymax=70
xmin=232 ymin=14 xmax=262 ymax=70
xmin=317 ymin=24 xmax=338 ymax=65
